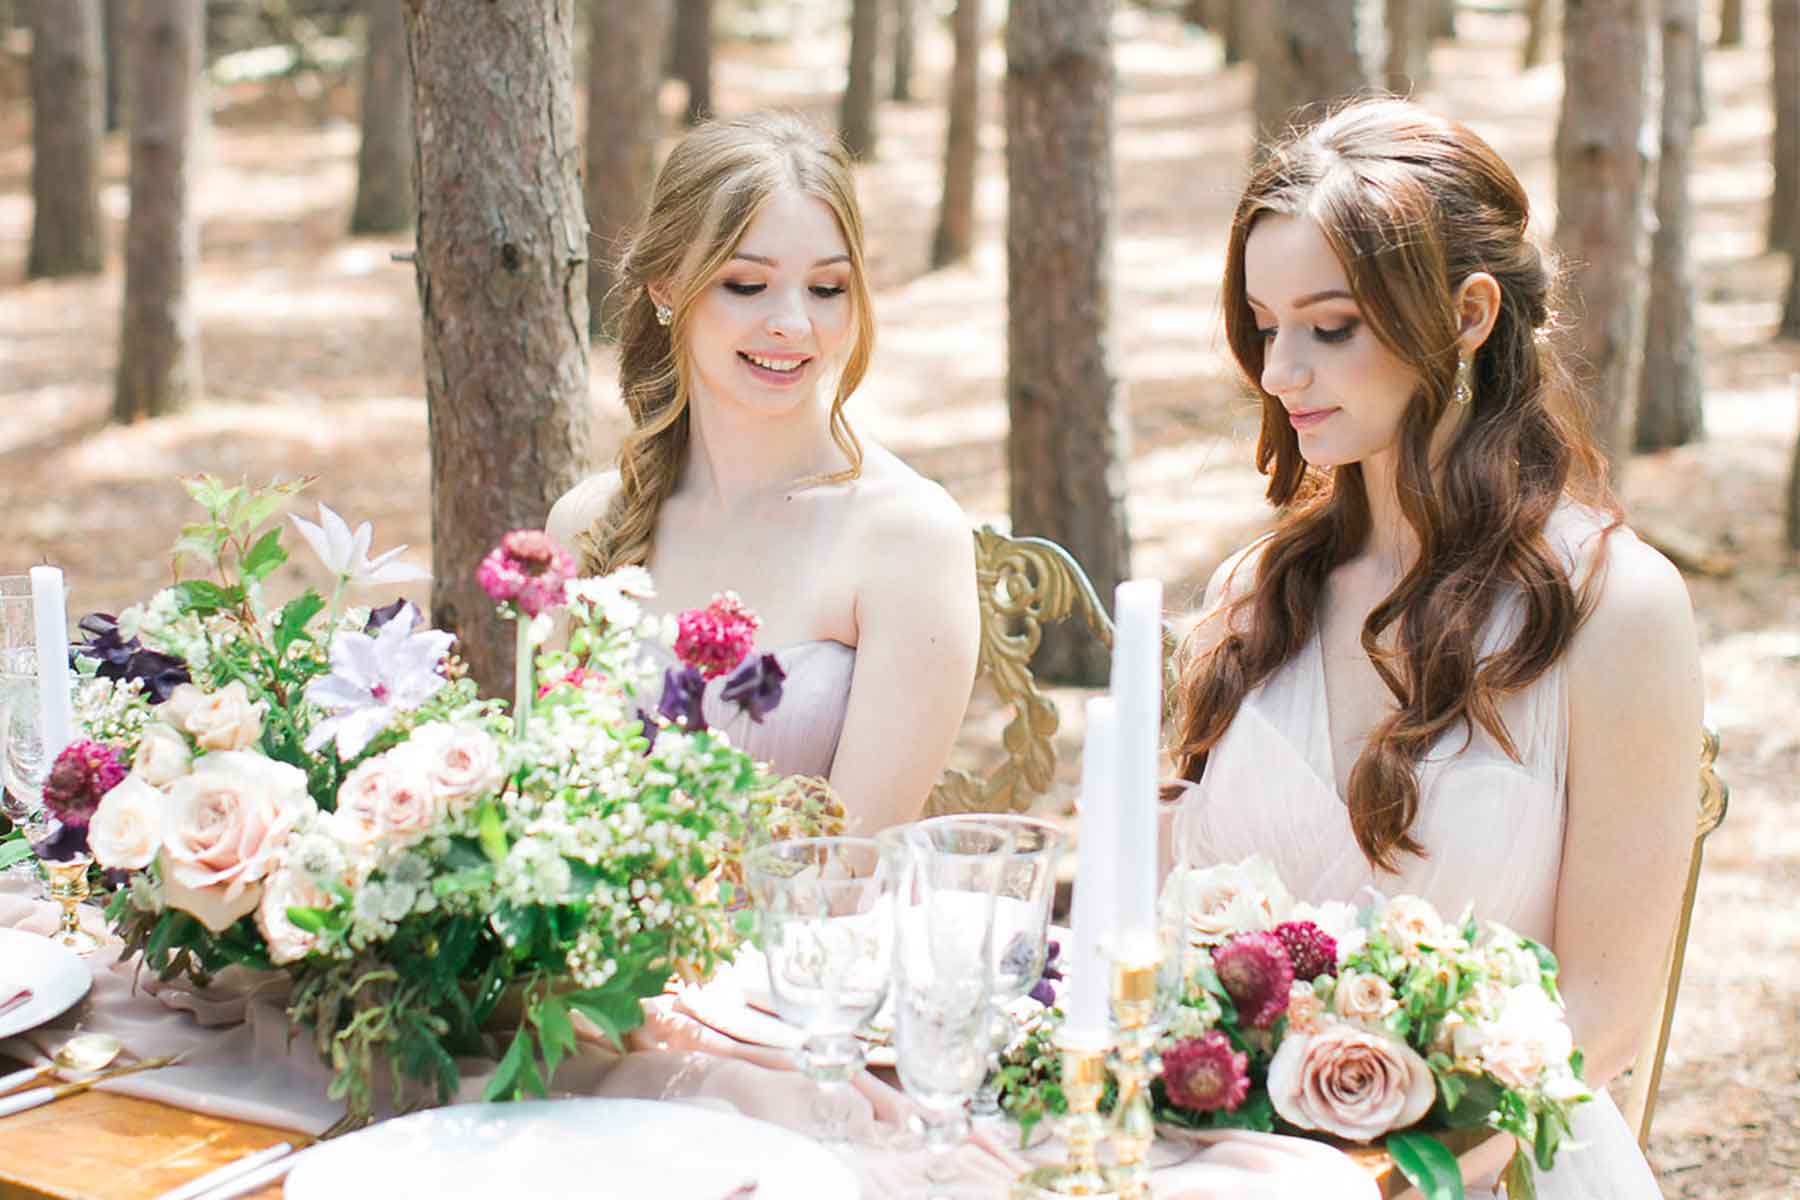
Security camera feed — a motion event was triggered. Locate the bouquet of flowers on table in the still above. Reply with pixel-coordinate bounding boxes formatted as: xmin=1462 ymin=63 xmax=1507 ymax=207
xmin=36 ymin=476 xmax=837 ymax=1120
xmin=999 ymin=855 xmax=1591 ymax=1200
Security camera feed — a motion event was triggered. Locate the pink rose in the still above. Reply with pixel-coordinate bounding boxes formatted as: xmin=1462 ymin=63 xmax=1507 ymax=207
xmin=410 ymin=723 xmax=504 ymax=811
xmin=165 ymin=681 xmax=266 ymax=752
xmin=255 ymin=866 xmax=332 ymax=965
xmin=333 ymin=749 xmax=440 ymax=851
xmin=160 ymin=752 xmax=314 ymax=932
xmin=1267 ymin=1022 xmax=1436 ymax=1141
xmin=1332 ymin=970 xmax=1398 ymax=1026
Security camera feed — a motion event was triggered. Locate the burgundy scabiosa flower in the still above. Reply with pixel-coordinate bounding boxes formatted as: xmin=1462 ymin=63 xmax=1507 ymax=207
xmin=1274 ymin=920 xmax=1339 ymax=982
xmin=719 ymin=653 xmax=785 ymax=723
xmin=41 ymin=740 xmax=127 ymax=832
xmin=1161 ymin=1031 xmax=1251 ymax=1113
xmin=476 ymin=530 xmax=575 ymax=618
xmin=674 ymin=592 xmax=760 ymax=679
xmin=1213 ymin=930 xmax=1296 ymax=1029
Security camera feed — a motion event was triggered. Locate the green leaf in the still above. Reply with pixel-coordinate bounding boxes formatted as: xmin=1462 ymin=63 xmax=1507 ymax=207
xmin=531 ymin=997 xmax=578 ymax=1081
xmin=0 ymin=838 xmax=32 ymax=871
xmin=272 ymin=592 xmax=326 ymax=658
xmin=240 ymin=528 xmax=288 ymax=584
xmin=482 ymin=1028 xmax=533 ymax=1102
xmin=477 ymin=801 xmax=509 ymax=865
xmin=1500 ymin=1145 xmax=1537 ymax=1200
xmin=489 ymin=903 xmax=540 ymax=953
xmin=172 ymin=579 xmax=244 ymax=617
xmin=562 ymin=987 xmax=650 ymax=1049
xmin=1386 ymin=1131 xmax=1465 ymax=1200
xmin=1431 ymin=1072 xmax=1503 ymax=1129
xmin=285 ymin=905 xmax=331 ymax=934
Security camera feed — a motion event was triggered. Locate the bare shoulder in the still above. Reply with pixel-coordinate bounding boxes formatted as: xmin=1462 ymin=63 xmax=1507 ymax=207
xmin=843 ymin=447 xmax=972 ymax=564
xmin=546 ymin=470 xmax=620 ymax=556
xmin=1566 ymin=529 xmax=1700 ymax=710
xmin=1203 ymin=535 xmax=1274 ymax=611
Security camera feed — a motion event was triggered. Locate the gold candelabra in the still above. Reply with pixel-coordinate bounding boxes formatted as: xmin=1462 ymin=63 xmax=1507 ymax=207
xmin=1010 ymin=1033 xmax=1121 ymax=1199
xmin=1106 ymin=951 xmax=1163 ymax=1199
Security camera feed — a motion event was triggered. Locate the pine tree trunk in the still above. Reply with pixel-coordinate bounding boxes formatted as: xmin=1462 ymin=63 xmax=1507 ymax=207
xmin=1639 ymin=0 xmax=1703 ymax=450
xmin=1249 ymin=0 xmax=1385 ymax=144
xmin=586 ymin=0 xmax=668 ymax=335
xmin=402 ymin=0 xmax=593 ymax=698
xmin=1718 ymin=0 xmax=1744 ymax=45
xmin=841 ymin=0 xmax=882 ymax=159
xmin=1385 ymin=0 xmax=1431 ymax=93
xmin=1772 ymin=0 xmax=1799 ymax=253
xmin=1006 ymin=0 xmax=1129 ymax=686
xmin=114 ymin=0 xmax=202 ymax=422
xmin=1222 ymin=0 xmax=1249 ymax=64
xmin=349 ymin=0 xmax=413 ymax=235
xmin=1554 ymin=0 xmax=1657 ymax=474
xmin=890 ymin=0 xmax=915 ymax=102
xmin=1431 ymin=0 xmax=1457 ymax=38
xmin=671 ymin=0 xmax=711 ymax=125
xmin=102 ymin=0 xmax=125 ymax=132
xmin=28 ymin=0 xmax=105 ymax=279
xmin=1523 ymin=0 xmax=1557 ymax=67
xmin=1786 ymin=377 xmax=1800 ymax=550
xmin=930 ymin=0 xmax=980 ymax=268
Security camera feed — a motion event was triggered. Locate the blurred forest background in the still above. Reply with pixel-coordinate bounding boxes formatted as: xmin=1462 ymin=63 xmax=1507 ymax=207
xmin=0 ymin=1 xmax=1795 ymax=1195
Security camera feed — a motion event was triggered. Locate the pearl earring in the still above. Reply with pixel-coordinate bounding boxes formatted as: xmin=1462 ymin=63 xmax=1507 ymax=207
xmin=1453 ymin=355 xmax=1473 ymax=407
xmin=654 ymin=303 xmax=672 ymax=327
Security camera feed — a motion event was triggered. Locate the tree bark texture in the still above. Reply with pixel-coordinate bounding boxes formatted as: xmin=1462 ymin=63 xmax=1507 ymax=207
xmin=1431 ymin=0 xmax=1457 ymax=38
xmin=1553 ymin=0 xmax=1657 ymax=472
xmin=1785 ymin=247 xmax=1800 ymax=337
xmin=1786 ymin=376 xmax=1800 ymax=549
xmin=1005 ymin=0 xmax=1129 ymax=686
xmin=586 ymin=0 xmax=668 ymax=335
xmin=841 ymin=0 xmax=882 ymax=159
xmin=1718 ymin=0 xmax=1743 ymax=45
xmin=350 ymin=0 xmax=414 ymax=234
xmin=930 ymin=0 xmax=981 ymax=268
xmin=1523 ymin=0 xmax=1557 ymax=67
xmin=1385 ymin=0 xmax=1431 ymax=94
xmin=115 ymin=0 xmax=202 ymax=422
xmin=1772 ymin=0 xmax=1799 ymax=252
xmin=1249 ymin=0 xmax=1385 ymax=145
xmin=671 ymin=0 xmax=711 ymax=125
xmin=403 ymin=0 xmax=593 ymax=698
xmin=28 ymin=0 xmax=105 ymax=279
xmin=890 ymin=0 xmax=915 ymax=102
xmin=102 ymin=0 xmax=125 ymax=131
xmin=1638 ymin=0 xmax=1704 ymax=450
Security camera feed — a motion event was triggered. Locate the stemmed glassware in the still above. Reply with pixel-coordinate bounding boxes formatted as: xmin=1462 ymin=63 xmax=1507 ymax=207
xmin=745 ymin=836 xmax=895 ymax=1146
xmin=0 ymin=576 xmax=46 ymax=878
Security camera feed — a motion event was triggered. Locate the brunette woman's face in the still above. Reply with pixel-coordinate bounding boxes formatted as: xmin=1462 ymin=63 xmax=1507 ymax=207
xmin=1243 ymin=214 xmax=1423 ymax=471
xmin=677 ymin=188 xmax=857 ymax=422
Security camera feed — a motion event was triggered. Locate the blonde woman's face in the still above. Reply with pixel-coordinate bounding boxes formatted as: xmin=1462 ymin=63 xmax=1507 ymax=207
xmin=1243 ymin=214 xmax=1423 ymax=472
xmin=679 ymin=187 xmax=857 ymax=421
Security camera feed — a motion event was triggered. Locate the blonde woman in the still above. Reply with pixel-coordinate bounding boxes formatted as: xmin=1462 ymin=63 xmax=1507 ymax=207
xmin=548 ymin=113 xmax=978 ymax=834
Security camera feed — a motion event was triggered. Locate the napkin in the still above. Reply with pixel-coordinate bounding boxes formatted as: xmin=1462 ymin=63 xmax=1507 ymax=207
xmin=0 ymin=986 xmax=30 ymax=1017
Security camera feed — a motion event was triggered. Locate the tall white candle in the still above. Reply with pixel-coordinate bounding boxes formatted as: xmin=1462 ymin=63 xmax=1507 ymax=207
xmin=1064 ymin=696 xmax=1117 ymax=1042
xmin=29 ymin=566 xmax=74 ymax=765
xmin=1111 ymin=578 xmax=1163 ymax=957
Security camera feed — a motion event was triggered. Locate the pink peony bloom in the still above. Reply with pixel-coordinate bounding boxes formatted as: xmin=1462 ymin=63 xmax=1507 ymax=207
xmin=1274 ymin=919 xmax=1339 ymax=982
xmin=1162 ymin=1031 xmax=1252 ymax=1113
xmin=42 ymin=740 xmax=128 ymax=831
xmin=476 ymin=530 xmax=575 ymax=618
xmin=674 ymin=592 xmax=760 ymax=679
xmin=1212 ymin=930 xmax=1296 ymax=1029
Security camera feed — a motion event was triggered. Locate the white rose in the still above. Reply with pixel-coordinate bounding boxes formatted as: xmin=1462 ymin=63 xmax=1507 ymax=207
xmin=410 ymin=723 xmax=504 ymax=812
xmin=1159 ymin=854 xmax=1294 ymax=946
xmin=1474 ymin=985 xmax=1575 ymax=1091
xmin=255 ymin=866 xmax=332 ymax=965
xmin=180 ymin=681 xmax=267 ymax=752
xmin=1378 ymin=895 xmax=1449 ymax=954
xmin=1332 ymin=969 xmax=1398 ymax=1026
xmin=89 ymin=775 xmax=165 ymax=870
xmin=161 ymin=751 xmax=314 ymax=931
xmin=132 ymin=722 xmax=192 ymax=788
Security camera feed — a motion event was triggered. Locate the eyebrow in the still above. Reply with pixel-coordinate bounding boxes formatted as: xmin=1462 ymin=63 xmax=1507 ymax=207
xmin=1245 ymin=288 xmax=1356 ymax=310
xmin=731 ymin=253 xmax=852 ymax=268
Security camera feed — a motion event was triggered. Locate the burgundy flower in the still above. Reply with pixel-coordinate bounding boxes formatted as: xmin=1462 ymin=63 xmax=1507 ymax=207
xmin=1212 ymin=931 xmax=1295 ymax=1029
xmin=41 ymin=740 xmax=127 ymax=832
xmin=719 ymin=653 xmax=785 ymax=723
xmin=657 ymin=665 xmax=708 ymax=732
xmin=476 ymin=530 xmax=575 ymax=618
xmin=31 ymin=819 xmax=89 ymax=863
xmin=76 ymin=613 xmax=191 ymax=704
xmin=1274 ymin=920 xmax=1339 ymax=982
xmin=1161 ymin=1032 xmax=1251 ymax=1113
xmin=674 ymin=593 xmax=760 ymax=679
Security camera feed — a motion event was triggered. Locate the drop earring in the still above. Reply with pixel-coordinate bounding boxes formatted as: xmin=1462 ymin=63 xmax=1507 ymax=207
xmin=1453 ymin=355 xmax=1473 ymax=407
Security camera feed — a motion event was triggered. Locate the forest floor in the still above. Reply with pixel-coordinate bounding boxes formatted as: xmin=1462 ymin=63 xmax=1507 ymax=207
xmin=0 ymin=6 xmax=1795 ymax=1196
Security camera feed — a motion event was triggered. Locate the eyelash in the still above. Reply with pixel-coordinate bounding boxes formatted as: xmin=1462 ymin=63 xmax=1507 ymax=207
xmin=721 ymin=282 xmax=847 ymax=299
xmin=1256 ymin=320 xmax=1359 ymax=345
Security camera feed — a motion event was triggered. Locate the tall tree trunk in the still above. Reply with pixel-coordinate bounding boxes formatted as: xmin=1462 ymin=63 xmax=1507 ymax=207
xmin=1222 ymin=0 xmax=1249 ymax=64
xmin=1717 ymin=0 xmax=1744 ymax=45
xmin=28 ymin=0 xmax=105 ymax=279
xmin=1006 ymin=0 xmax=1128 ymax=686
xmin=1523 ymin=0 xmax=1557 ymax=67
xmin=1431 ymin=0 xmax=1457 ymax=38
xmin=114 ymin=0 xmax=202 ymax=423
xmin=102 ymin=0 xmax=125 ymax=132
xmin=930 ymin=0 xmax=981 ymax=268
xmin=841 ymin=0 xmax=882 ymax=159
xmin=1385 ymin=0 xmax=1430 ymax=93
xmin=1639 ymin=0 xmax=1703 ymax=450
xmin=1786 ymin=376 xmax=1800 ymax=550
xmin=1249 ymin=0 xmax=1385 ymax=145
xmin=1772 ymin=0 xmax=1799 ymax=253
xmin=890 ymin=0 xmax=915 ymax=102
xmin=349 ymin=0 xmax=413 ymax=235
xmin=671 ymin=0 xmax=711 ymax=125
xmin=1554 ymin=0 xmax=1657 ymax=474
xmin=586 ymin=0 xmax=668 ymax=335
xmin=402 ymin=0 xmax=593 ymax=698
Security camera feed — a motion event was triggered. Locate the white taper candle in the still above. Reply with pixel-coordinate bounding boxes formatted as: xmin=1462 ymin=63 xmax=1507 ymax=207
xmin=29 ymin=566 xmax=74 ymax=765
xmin=1111 ymin=578 xmax=1162 ymax=956
xmin=1064 ymin=695 xmax=1118 ymax=1042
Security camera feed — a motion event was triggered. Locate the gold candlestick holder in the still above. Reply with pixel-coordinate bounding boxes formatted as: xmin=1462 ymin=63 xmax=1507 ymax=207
xmin=1106 ymin=950 xmax=1164 ymax=1199
xmin=1010 ymin=1032 xmax=1122 ymax=1199
xmin=44 ymin=855 xmax=103 ymax=956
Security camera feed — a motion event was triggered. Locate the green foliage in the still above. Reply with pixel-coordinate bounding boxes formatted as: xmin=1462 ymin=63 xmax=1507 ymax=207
xmin=1386 ymin=1130 xmax=1465 ymax=1200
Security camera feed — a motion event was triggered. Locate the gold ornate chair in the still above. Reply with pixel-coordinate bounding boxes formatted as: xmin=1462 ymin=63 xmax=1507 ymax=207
xmin=1622 ymin=725 xmax=1730 ymax=1150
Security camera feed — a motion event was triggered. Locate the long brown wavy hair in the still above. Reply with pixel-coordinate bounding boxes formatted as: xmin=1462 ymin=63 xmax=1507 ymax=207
xmin=578 ymin=112 xmax=876 ymax=575
xmin=1170 ymin=99 xmax=1618 ymax=871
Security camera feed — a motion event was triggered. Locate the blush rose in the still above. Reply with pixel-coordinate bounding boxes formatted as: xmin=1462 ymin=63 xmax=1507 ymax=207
xmin=1267 ymin=1022 xmax=1436 ymax=1141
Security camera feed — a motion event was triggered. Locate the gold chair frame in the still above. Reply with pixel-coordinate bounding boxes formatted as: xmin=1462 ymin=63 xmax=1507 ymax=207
xmin=1622 ymin=725 xmax=1730 ymax=1150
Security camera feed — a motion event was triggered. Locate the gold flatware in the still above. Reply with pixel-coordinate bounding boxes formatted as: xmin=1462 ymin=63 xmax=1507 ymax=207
xmin=0 ymin=1031 xmax=124 ymax=1095
xmin=0 ymin=1054 xmax=180 ymax=1118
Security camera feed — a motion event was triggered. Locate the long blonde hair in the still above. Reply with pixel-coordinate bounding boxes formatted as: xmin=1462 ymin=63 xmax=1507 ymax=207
xmin=579 ymin=112 xmax=876 ymax=574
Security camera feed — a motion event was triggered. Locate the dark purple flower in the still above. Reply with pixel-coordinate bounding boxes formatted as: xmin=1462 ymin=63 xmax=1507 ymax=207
xmin=1028 ymin=939 xmax=1064 ymax=1007
xmin=31 ymin=819 xmax=89 ymax=863
xmin=719 ymin=653 xmax=785 ymax=723
xmin=1161 ymin=1032 xmax=1251 ymax=1112
xmin=41 ymin=741 xmax=127 ymax=831
xmin=1212 ymin=931 xmax=1295 ymax=1029
xmin=76 ymin=613 xmax=191 ymax=704
xmin=634 ymin=706 xmax=659 ymax=754
xmin=364 ymin=598 xmax=423 ymax=634
xmin=1274 ymin=919 xmax=1339 ymax=982
xmin=656 ymin=665 xmax=708 ymax=732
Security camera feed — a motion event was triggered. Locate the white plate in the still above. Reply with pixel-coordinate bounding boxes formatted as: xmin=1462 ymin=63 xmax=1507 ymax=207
xmin=0 ymin=928 xmax=92 ymax=1041
xmin=284 ymin=1098 xmax=860 ymax=1199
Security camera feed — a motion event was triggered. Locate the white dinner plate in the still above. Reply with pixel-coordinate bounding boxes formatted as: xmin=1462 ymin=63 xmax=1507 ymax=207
xmin=283 ymin=1098 xmax=860 ymax=1199
xmin=0 ymin=928 xmax=92 ymax=1041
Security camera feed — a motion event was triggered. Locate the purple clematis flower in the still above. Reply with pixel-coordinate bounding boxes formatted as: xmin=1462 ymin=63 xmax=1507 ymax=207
xmin=719 ymin=653 xmax=785 ymax=724
xmin=303 ymin=605 xmax=455 ymax=760
xmin=76 ymin=613 xmax=191 ymax=704
xmin=1028 ymin=940 xmax=1064 ymax=1007
xmin=656 ymin=665 xmax=708 ymax=733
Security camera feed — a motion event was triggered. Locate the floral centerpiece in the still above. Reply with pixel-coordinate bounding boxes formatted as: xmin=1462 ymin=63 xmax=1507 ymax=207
xmin=41 ymin=476 xmax=829 ymax=1119
xmin=1000 ymin=855 xmax=1591 ymax=1200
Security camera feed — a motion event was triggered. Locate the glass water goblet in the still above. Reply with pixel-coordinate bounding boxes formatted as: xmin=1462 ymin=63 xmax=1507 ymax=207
xmin=888 ymin=819 xmax=1013 ymax=1197
xmin=746 ymin=836 xmax=894 ymax=1146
